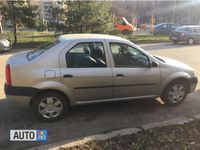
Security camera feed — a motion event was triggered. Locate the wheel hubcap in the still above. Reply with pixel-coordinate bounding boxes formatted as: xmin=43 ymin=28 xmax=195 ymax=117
xmin=38 ymin=97 xmax=63 ymax=119
xmin=189 ymin=39 xmax=193 ymax=44
xmin=168 ymin=84 xmax=186 ymax=103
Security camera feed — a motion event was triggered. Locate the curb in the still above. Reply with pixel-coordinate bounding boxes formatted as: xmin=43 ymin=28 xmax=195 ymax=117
xmin=30 ymin=114 xmax=200 ymax=150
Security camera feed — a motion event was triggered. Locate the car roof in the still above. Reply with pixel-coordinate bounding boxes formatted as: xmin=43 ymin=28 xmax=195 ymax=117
xmin=58 ymin=34 xmax=129 ymax=42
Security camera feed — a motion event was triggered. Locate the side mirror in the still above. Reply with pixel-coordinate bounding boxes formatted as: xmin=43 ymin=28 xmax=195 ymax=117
xmin=152 ymin=61 xmax=159 ymax=67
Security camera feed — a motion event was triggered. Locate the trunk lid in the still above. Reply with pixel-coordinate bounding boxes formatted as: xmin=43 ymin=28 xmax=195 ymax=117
xmin=7 ymin=51 xmax=29 ymax=65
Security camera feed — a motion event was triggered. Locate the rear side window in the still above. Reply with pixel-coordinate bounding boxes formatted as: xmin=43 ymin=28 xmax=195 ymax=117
xmin=175 ymin=27 xmax=191 ymax=32
xmin=27 ymin=39 xmax=60 ymax=61
xmin=161 ymin=24 xmax=169 ymax=28
xmin=66 ymin=42 xmax=107 ymax=68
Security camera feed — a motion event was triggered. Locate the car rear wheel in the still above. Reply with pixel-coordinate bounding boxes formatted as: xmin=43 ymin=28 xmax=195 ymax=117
xmin=122 ymin=30 xmax=130 ymax=35
xmin=33 ymin=92 xmax=69 ymax=121
xmin=173 ymin=40 xmax=178 ymax=44
xmin=161 ymin=80 xmax=189 ymax=106
xmin=188 ymin=38 xmax=194 ymax=45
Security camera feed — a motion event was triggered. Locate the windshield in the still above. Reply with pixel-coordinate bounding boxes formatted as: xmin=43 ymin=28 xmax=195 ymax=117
xmin=27 ymin=39 xmax=60 ymax=61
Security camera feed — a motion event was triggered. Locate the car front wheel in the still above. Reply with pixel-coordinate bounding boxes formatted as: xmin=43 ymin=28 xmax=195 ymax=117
xmin=161 ymin=80 xmax=189 ymax=106
xmin=33 ymin=92 xmax=69 ymax=121
xmin=188 ymin=38 xmax=194 ymax=45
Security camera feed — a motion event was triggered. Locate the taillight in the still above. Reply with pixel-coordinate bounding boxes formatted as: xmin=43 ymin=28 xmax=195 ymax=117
xmin=5 ymin=64 xmax=11 ymax=86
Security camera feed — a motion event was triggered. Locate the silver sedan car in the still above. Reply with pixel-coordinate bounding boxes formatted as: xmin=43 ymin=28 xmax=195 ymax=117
xmin=4 ymin=34 xmax=198 ymax=121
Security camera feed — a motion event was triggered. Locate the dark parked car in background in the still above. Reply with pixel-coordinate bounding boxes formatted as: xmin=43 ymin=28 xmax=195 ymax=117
xmin=170 ymin=26 xmax=200 ymax=45
xmin=154 ymin=23 xmax=180 ymax=35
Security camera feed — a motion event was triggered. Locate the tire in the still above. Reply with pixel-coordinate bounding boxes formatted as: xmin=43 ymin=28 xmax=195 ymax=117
xmin=33 ymin=91 xmax=69 ymax=121
xmin=122 ymin=30 xmax=130 ymax=35
xmin=188 ymin=38 xmax=194 ymax=45
xmin=161 ymin=80 xmax=189 ymax=106
xmin=173 ymin=40 xmax=178 ymax=44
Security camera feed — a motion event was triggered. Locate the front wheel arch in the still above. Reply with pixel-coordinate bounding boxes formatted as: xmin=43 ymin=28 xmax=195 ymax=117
xmin=187 ymin=37 xmax=195 ymax=45
xmin=161 ymin=78 xmax=189 ymax=105
xmin=162 ymin=78 xmax=190 ymax=95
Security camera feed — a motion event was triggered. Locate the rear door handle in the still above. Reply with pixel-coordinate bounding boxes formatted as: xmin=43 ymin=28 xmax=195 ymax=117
xmin=63 ymin=74 xmax=73 ymax=78
xmin=116 ymin=73 xmax=124 ymax=77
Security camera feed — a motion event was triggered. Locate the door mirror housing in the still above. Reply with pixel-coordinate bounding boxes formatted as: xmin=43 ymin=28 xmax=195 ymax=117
xmin=152 ymin=61 xmax=159 ymax=67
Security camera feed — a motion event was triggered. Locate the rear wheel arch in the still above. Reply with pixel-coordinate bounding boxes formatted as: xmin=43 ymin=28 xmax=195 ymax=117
xmin=30 ymin=89 xmax=70 ymax=107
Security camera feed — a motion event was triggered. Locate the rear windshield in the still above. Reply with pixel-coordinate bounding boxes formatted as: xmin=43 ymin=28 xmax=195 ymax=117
xmin=27 ymin=39 xmax=60 ymax=61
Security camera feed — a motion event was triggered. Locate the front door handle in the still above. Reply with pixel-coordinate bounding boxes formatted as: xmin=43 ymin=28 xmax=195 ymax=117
xmin=116 ymin=73 xmax=124 ymax=77
xmin=63 ymin=74 xmax=73 ymax=78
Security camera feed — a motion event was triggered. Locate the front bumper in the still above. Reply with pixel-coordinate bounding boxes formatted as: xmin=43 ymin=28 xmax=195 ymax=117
xmin=189 ymin=77 xmax=198 ymax=93
xmin=170 ymin=35 xmax=188 ymax=41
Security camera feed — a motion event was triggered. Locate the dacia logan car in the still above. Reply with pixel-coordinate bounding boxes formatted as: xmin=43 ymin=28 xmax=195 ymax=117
xmin=4 ymin=34 xmax=198 ymax=121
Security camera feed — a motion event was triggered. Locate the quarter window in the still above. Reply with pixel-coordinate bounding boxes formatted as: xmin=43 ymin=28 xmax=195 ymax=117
xmin=66 ymin=42 xmax=106 ymax=68
xmin=110 ymin=43 xmax=150 ymax=68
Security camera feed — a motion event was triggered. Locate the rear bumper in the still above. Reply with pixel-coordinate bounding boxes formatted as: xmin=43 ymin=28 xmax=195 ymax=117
xmin=4 ymin=84 xmax=39 ymax=96
xmin=4 ymin=84 xmax=39 ymax=107
xmin=189 ymin=77 xmax=198 ymax=93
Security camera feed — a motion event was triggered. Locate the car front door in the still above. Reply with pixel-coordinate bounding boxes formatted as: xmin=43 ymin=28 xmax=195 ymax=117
xmin=60 ymin=41 xmax=113 ymax=102
xmin=194 ymin=27 xmax=200 ymax=42
xmin=109 ymin=42 xmax=160 ymax=98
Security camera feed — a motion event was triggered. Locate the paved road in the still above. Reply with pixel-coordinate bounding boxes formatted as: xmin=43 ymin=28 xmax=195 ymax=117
xmin=0 ymin=43 xmax=200 ymax=149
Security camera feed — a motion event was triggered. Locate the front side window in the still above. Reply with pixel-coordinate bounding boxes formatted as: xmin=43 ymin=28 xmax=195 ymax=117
xmin=192 ymin=27 xmax=200 ymax=33
xmin=66 ymin=42 xmax=106 ymax=68
xmin=171 ymin=24 xmax=177 ymax=29
xmin=110 ymin=43 xmax=150 ymax=68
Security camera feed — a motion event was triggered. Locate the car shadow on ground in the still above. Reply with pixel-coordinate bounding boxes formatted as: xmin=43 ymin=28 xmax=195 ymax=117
xmin=141 ymin=42 xmax=200 ymax=51
xmin=0 ymin=98 xmax=164 ymax=150
xmin=1 ymin=92 xmax=199 ymax=150
xmin=69 ymin=98 xmax=163 ymax=116
xmin=0 ymin=98 xmax=163 ymax=125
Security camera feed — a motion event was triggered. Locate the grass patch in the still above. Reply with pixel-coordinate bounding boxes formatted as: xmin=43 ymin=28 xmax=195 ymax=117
xmin=64 ymin=120 xmax=200 ymax=150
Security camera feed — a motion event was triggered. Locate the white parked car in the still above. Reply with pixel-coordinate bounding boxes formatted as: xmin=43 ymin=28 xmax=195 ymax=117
xmin=0 ymin=38 xmax=10 ymax=51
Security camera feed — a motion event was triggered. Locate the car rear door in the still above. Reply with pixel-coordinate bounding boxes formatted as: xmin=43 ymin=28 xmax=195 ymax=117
xmin=59 ymin=40 xmax=113 ymax=102
xmin=108 ymin=42 xmax=160 ymax=98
